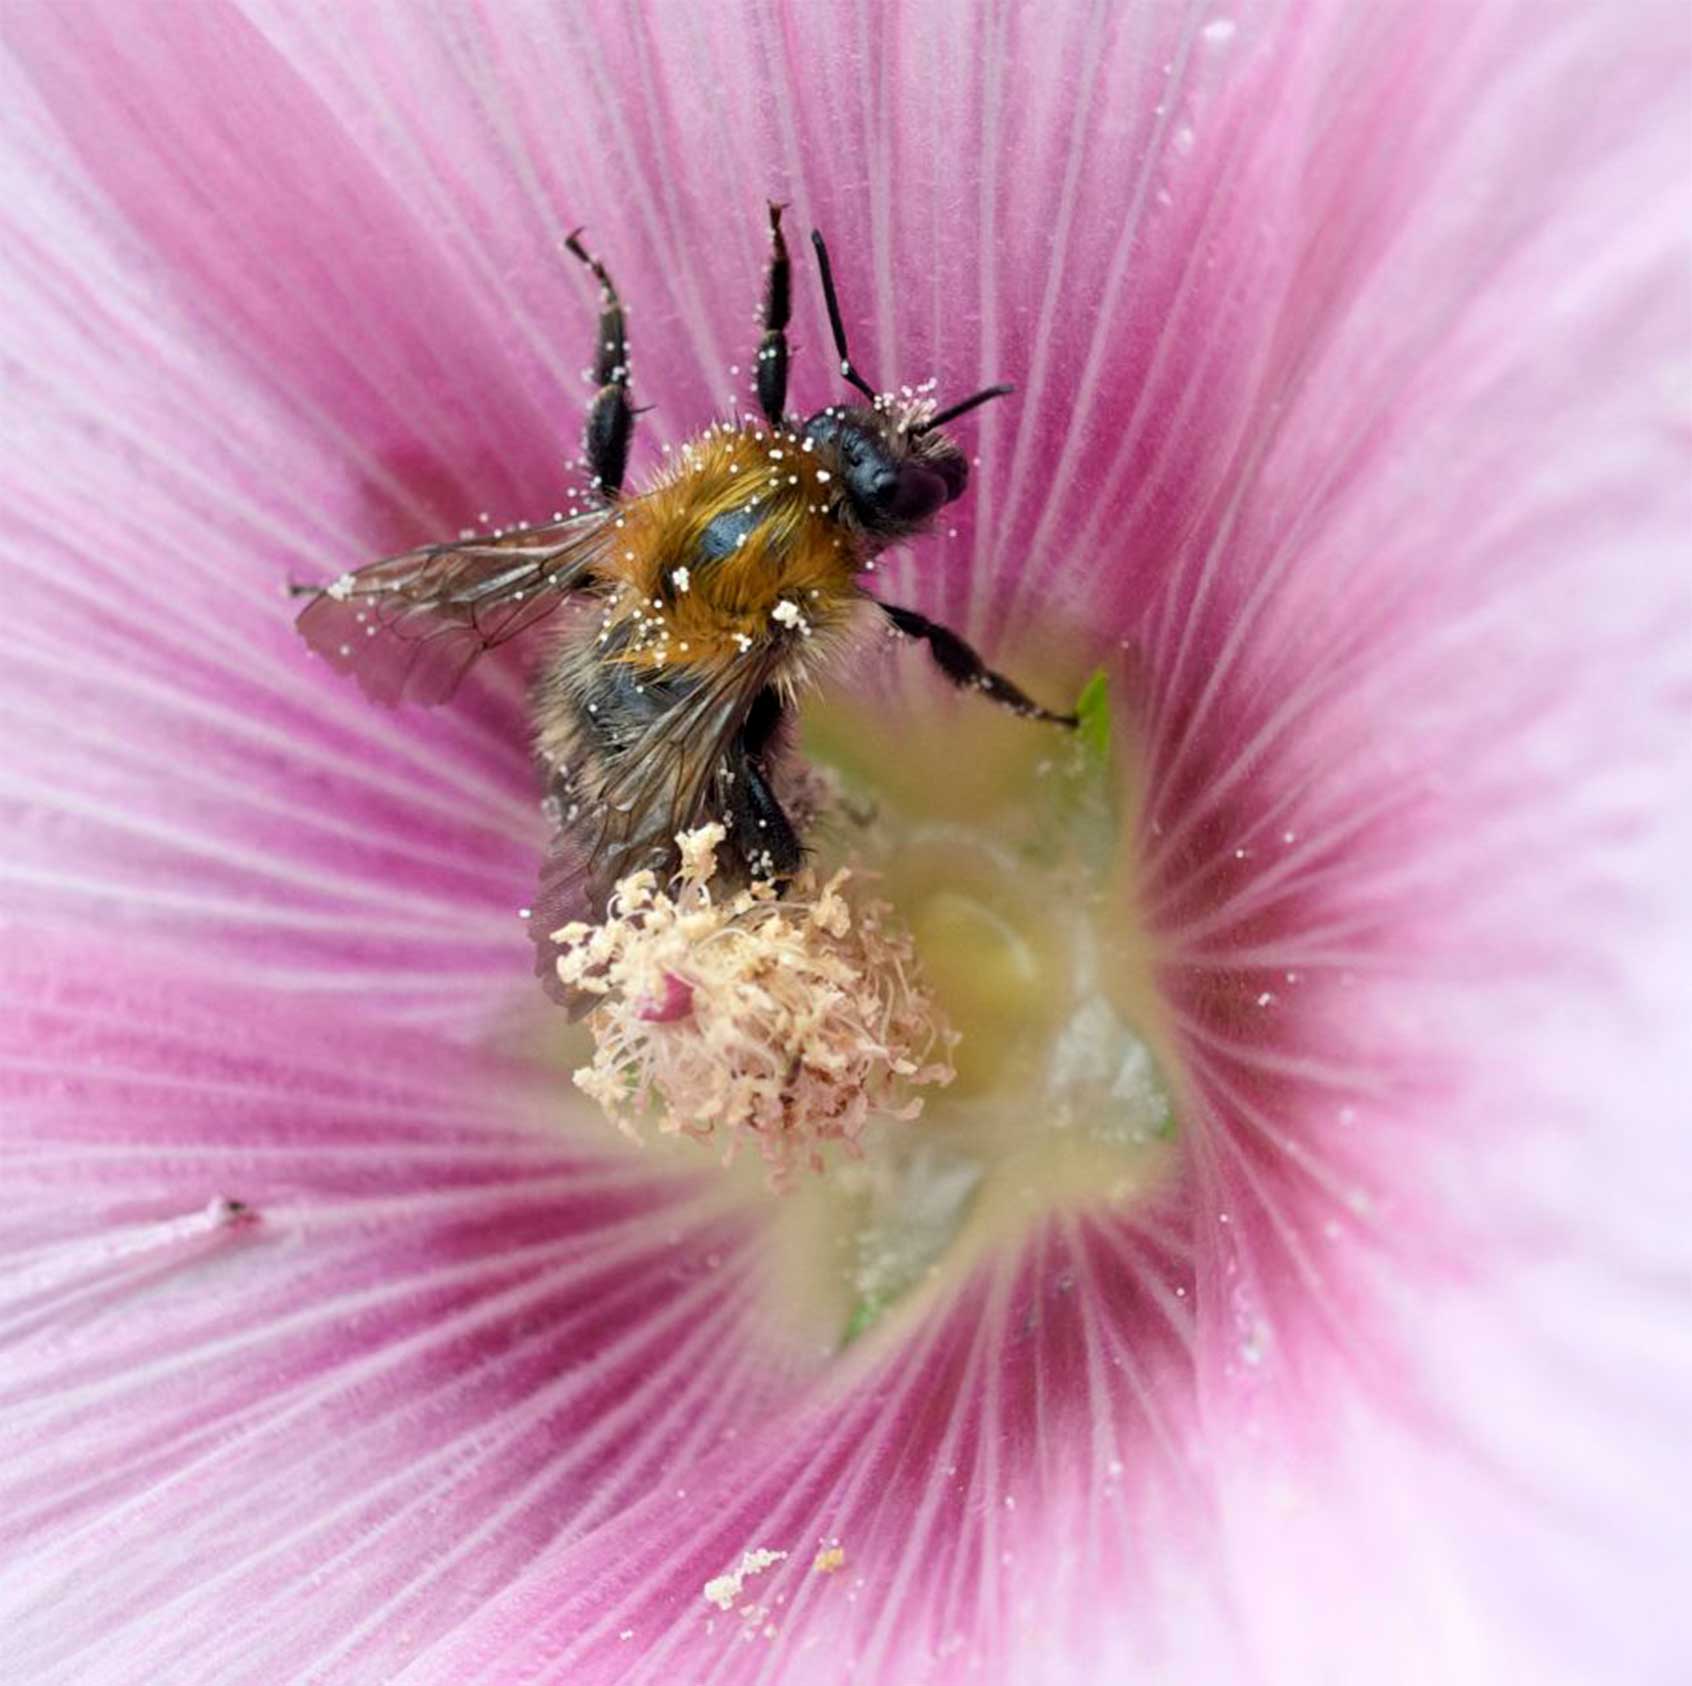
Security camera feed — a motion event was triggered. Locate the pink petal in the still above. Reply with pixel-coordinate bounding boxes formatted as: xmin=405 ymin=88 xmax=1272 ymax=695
xmin=4 ymin=8 xmax=562 ymax=1029
xmin=0 ymin=941 xmax=764 ymax=1680
xmin=0 ymin=937 xmax=1208 ymax=1681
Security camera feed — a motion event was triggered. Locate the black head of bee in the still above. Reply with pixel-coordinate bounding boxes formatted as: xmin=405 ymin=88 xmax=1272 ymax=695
xmin=801 ymin=404 xmax=972 ymax=539
xmin=803 ymin=229 xmax=1012 ymax=543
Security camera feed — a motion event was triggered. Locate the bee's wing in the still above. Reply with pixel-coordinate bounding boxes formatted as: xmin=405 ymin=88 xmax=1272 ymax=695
xmin=529 ymin=651 xmax=784 ymax=1011
xmin=596 ymin=649 xmax=784 ymax=877
xmin=293 ymin=511 xmax=612 ymax=705
xmin=531 ymin=772 xmax=599 ymax=1012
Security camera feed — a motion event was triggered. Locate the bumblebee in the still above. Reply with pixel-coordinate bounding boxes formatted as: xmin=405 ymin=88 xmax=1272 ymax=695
xmin=294 ymin=206 xmax=1075 ymax=1002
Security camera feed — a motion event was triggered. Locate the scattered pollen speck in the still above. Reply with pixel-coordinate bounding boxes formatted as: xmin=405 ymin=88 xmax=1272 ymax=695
xmin=812 ymin=1545 xmax=846 ymax=1575
xmin=703 ymin=1547 xmax=788 ymax=1612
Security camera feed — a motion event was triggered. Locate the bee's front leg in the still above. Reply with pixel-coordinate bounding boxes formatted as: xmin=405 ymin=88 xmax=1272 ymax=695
xmin=880 ymin=602 xmax=1078 ymax=727
xmin=564 ymin=229 xmax=636 ymax=498
xmin=756 ymin=202 xmax=792 ymax=429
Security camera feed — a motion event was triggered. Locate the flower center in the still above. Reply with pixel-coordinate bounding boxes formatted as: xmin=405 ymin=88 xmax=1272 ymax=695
xmin=756 ymin=663 xmax=1181 ymax=1347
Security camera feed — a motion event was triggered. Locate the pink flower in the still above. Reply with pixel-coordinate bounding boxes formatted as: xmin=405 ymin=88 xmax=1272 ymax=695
xmin=2 ymin=2 xmax=1688 ymax=1682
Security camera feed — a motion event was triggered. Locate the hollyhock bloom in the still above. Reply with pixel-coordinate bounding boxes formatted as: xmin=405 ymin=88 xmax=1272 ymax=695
xmin=2 ymin=1 xmax=1688 ymax=1682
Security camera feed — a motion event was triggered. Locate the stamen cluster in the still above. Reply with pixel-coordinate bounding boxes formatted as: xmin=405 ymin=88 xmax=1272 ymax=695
xmin=555 ymin=826 xmax=956 ymax=1187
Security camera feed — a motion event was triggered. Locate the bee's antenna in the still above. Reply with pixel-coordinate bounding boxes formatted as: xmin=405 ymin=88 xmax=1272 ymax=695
xmin=911 ymin=383 xmax=1015 ymax=435
xmin=810 ymin=230 xmax=880 ymax=403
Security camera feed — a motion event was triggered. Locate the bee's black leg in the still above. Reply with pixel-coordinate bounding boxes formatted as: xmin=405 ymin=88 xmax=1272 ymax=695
xmin=734 ymin=757 xmax=804 ymax=884
xmin=740 ymin=684 xmax=786 ymax=759
xmin=810 ymin=228 xmax=880 ymax=403
xmin=725 ymin=687 xmax=803 ymax=883
xmin=880 ymin=602 xmax=1078 ymax=727
xmin=565 ymin=229 xmax=635 ymax=499
xmin=756 ymin=203 xmax=791 ymax=429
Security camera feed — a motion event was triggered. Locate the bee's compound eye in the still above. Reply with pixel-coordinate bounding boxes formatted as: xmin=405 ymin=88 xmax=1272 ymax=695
xmin=883 ymin=463 xmax=949 ymax=523
xmin=933 ymin=452 xmax=969 ymax=504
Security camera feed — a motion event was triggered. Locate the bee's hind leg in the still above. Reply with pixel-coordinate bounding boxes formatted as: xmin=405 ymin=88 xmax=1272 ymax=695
xmin=880 ymin=603 xmax=1078 ymax=727
xmin=755 ymin=203 xmax=792 ymax=429
xmin=564 ymin=229 xmax=636 ymax=498
xmin=723 ymin=687 xmax=804 ymax=884
xmin=734 ymin=757 xmax=804 ymax=885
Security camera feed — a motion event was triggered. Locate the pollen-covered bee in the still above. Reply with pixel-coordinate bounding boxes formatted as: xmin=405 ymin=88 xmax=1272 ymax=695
xmin=293 ymin=206 xmax=1075 ymax=1003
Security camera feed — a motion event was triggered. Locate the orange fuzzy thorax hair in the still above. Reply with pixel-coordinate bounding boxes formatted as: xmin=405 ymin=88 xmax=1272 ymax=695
xmin=594 ymin=420 xmax=868 ymax=674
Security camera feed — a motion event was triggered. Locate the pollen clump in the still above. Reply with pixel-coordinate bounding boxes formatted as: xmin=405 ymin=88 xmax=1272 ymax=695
xmin=702 ymin=1547 xmax=788 ymax=1612
xmin=555 ymin=825 xmax=956 ymax=1188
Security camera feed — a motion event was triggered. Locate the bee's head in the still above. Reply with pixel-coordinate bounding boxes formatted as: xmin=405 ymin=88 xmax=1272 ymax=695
xmin=801 ymin=386 xmax=1007 ymax=541
xmin=802 ymin=228 xmax=1012 ymax=543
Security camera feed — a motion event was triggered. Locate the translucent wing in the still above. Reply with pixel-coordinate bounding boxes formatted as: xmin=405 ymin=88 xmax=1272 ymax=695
xmin=528 ymin=651 xmax=785 ymax=1011
xmin=529 ymin=769 xmax=598 ymax=1012
xmin=593 ymin=650 xmax=786 ymax=885
xmin=293 ymin=511 xmax=612 ymax=705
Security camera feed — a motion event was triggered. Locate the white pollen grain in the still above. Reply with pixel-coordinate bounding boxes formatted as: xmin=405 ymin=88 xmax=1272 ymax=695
xmin=703 ymin=1548 xmax=788 ymax=1612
